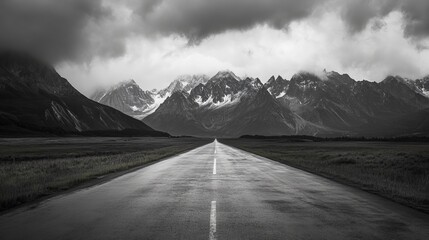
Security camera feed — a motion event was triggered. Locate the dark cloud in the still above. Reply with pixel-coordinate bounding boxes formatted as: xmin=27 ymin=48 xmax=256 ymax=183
xmin=401 ymin=0 xmax=429 ymax=38
xmin=0 ymin=0 xmax=111 ymax=63
xmin=340 ymin=0 xmax=429 ymax=39
xmin=134 ymin=0 xmax=324 ymax=44
xmin=135 ymin=0 xmax=429 ymax=44
xmin=339 ymin=0 xmax=398 ymax=33
xmin=1 ymin=0 xmax=429 ymax=64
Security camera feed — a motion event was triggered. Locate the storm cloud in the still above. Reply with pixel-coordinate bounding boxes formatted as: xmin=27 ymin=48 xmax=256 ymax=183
xmin=134 ymin=0 xmax=323 ymax=44
xmin=135 ymin=0 xmax=429 ymax=42
xmin=0 ymin=0 xmax=114 ymax=63
xmin=1 ymin=0 xmax=429 ymax=63
xmin=401 ymin=0 xmax=429 ymax=38
xmin=339 ymin=0 xmax=429 ymax=38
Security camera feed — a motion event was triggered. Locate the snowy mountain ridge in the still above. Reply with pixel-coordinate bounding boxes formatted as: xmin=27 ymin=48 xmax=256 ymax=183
xmin=92 ymin=70 xmax=429 ymax=137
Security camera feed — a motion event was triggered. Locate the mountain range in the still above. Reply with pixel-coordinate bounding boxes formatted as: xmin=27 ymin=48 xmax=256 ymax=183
xmin=1 ymin=50 xmax=428 ymax=138
xmin=0 ymin=51 xmax=167 ymax=137
xmin=92 ymin=69 xmax=429 ymax=137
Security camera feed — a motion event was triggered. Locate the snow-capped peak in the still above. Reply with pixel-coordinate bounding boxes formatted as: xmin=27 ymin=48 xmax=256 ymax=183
xmin=159 ymin=74 xmax=210 ymax=96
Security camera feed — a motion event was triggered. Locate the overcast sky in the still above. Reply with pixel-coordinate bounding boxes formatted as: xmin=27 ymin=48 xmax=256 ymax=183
xmin=1 ymin=0 xmax=429 ymax=95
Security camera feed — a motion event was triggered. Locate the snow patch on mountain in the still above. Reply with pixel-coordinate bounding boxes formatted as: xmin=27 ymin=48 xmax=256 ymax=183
xmin=134 ymin=94 xmax=169 ymax=119
xmin=248 ymin=78 xmax=263 ymax=89
xmin=48 ymin=101 xmax=83 ymax=131
xmin=159 ymin=74 xmax=210 ymax=96
xmin=276 ymin=91 xmax=286 ymax=98
xmin=210 ymin=94 xmax=240 ymax=108
xmin=195 ymin=93 xmax=241 ymax=109
xmin=297 ymin=79 xmax=318 ymax=90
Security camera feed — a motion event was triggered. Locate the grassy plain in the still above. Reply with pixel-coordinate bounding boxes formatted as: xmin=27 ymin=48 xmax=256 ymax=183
xmin=0 ymin=137 xmax=211 ymax=211
xmin=220 ymin=138 xmax=429 ymax=212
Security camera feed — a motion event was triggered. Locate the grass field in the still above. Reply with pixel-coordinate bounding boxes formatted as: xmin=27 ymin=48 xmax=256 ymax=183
xmin=0 ymin=137 xmax=211 ymax=211
xmin=220 ymin=138 xmax=429 ymax=213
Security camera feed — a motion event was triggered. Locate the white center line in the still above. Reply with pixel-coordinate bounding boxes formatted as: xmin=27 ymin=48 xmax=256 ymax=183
xmin=209 ymin=201 xmax=217 ymax=240
xmin=213 ymin=158 xmax=217 ymax=175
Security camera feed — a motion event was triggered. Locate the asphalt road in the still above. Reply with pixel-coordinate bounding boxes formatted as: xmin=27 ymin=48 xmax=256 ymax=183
xmin=1 ymin=140 xmax=429 ymax=240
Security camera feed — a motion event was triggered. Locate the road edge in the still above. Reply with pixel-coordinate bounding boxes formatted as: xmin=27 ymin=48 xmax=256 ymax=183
xmin=0 ymin=142 xmax=212 ymax=216
xmin=220 ymin=141 xmax=429 ymax=216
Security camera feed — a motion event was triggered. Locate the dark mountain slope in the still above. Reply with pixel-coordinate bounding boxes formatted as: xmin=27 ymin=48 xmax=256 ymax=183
xmin=0 ymin=51 xmax=166 ymax=136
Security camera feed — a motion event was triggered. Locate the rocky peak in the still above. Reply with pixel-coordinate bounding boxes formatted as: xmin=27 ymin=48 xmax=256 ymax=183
xmin=211 ymin=70 xmax=241 ymax=82
xmin=242 ymin=77 xmax=263 ymax=90
xmin=159 ymin=74 xmax=209 ymax=97
xmin=267 ymin=76 xmax=276 ymax=84
xmin=90 ymin=78 xmax=156 ymax=118
xmin=276 ymin=76 xmax=284 ymax=82
xmin=159 ymin=80 xmax=184 ymax=97
xmin=290 ymin=72 xmax=321 ymax=84
xmin=264 ymin=75 xmax=289 ymax=98
xmin=324 ymin=71 xmax=355 ymax=86
xmin=382 ymin=75 xmax=407 ymax=84
xmin=111 ymin=79 xmax=138 ymax=90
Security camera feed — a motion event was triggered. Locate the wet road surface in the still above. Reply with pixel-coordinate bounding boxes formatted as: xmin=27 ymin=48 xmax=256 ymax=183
xmin=1 ymin=140 xmax=429 ymax=239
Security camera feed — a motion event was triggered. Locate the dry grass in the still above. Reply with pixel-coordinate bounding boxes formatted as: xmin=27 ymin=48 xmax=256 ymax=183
xmin=0 ymin=137 xmax=210 ymax=211
xmin=221 ymin=139 xmax=429 ymax=212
